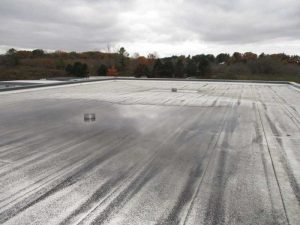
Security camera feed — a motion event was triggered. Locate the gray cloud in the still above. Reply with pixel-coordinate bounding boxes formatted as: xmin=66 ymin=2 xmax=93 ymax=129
xmin=0 ymin=0 xmax=299 ymax=56
xmin=174 ymin=0 xmax=300 ymax=44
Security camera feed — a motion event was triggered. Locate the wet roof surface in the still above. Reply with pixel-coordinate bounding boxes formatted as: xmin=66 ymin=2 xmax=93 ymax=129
xmin=0 ymin=80 xmax=299 ymax=225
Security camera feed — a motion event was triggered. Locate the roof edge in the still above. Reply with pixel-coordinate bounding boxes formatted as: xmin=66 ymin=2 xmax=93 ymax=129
xmin=0 ymin=77 xmax=299 ymax=92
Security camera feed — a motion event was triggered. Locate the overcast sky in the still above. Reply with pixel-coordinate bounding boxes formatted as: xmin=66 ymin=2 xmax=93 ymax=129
xmin=0 ymin=0 xmax=300 ymax=57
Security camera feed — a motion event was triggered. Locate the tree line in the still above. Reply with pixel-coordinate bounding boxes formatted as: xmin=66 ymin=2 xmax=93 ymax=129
xmin=0 ymin=48 xmax=299 ymax=82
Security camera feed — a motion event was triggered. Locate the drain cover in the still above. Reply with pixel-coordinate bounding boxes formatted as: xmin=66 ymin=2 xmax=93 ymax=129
xmin=84 ymin=113 xmax=96 ymax=122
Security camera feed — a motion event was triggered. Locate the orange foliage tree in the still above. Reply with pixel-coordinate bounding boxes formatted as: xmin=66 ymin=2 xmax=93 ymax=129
xmin=107 ymin=66 xmax=118 ymax=76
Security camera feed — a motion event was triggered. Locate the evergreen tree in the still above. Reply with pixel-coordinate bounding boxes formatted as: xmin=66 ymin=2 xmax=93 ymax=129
xmin=134 ymin=64 xmax=149 ymax=78
xmin=97 ymin=64 xmax=108 ymax=76
xmin=152 ymin=59 xmax=163 ymax=78
xmin=185 ymin=59 xmax=197 ymax=77
xmin=174 ymin=58 xmax=184 ymax=78
xmin=65 ymin=62 xmax=89 ymax=77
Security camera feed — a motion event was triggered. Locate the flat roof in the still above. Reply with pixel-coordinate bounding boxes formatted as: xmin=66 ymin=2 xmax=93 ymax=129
xmin=0 ymin=80 xmax=299 ymax=225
